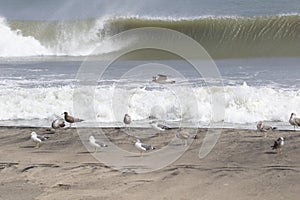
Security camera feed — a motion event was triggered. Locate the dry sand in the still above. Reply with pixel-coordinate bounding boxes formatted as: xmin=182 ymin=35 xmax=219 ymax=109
xmin=0 ymin=126 xmax=299 ymax=200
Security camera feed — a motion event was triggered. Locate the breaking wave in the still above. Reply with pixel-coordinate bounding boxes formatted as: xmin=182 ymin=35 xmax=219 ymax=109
xmin=2 ymin=14 xmax=300 ymax=58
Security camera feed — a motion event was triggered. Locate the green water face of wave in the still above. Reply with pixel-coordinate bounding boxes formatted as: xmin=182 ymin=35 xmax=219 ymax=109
xmin=8 ymin=15 xmax=300 ymax=59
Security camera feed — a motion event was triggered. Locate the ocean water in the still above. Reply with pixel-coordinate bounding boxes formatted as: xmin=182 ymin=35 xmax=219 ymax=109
xmin=0 ymin=0 xmax=299 ymax=129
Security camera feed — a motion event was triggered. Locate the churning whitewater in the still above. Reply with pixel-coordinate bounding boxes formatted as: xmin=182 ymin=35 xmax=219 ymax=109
xmin=0 ymin=82 xmax=300 ymax=125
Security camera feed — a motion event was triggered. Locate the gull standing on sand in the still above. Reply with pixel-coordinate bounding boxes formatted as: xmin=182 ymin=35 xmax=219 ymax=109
xmin=89 ymin=136 xmax=107 ymax=153
xmin=51 ymin=118 xmax=66 ymax=129
xmin=123 ymin=114 xmax=131 ymax=126
xmin=150 ymin=121 xmax=170 ymax=132
xmin=63 ymin=112 xmax=84 ymax=128
xmin=176 ymin=130 xmax=192 ymax=146
xmin=31 ymin=132 xmax=49 ymax=149
xmin=289 ymin=113 xmax=300 ymax=131
xmin=134 ymin=139 xmax=155 ymax=157
xmin=271 ymin=137 xmax=284 ymax=153
xmin=152 ymin=74 xmax=175 ymax=84
xmin=256 ymin=121 xmax=277 ymax=137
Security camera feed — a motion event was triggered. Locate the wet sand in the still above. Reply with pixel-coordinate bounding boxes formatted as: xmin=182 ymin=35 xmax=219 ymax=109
xmin=0 ymin=126 xmax=299 ymax=200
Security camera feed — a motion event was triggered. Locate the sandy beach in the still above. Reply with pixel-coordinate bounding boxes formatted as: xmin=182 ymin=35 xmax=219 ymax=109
xmin=2 ymin=1 xmax=300 ymax=200
xmin=0 ymin=126 xmax=299 ymax=200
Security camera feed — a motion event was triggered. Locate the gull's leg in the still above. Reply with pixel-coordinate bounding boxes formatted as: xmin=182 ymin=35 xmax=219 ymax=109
xmin=277 ymin=148 xmax=281 ymax=154
xmin=35 ymin=142 xmax=40 ymax=149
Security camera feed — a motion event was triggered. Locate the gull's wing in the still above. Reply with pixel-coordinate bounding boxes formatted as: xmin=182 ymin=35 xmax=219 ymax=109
xmin=37 ymin=135 xmax=48 ymax=141
xmin=141 ymin=143 xmax=155 ymax=150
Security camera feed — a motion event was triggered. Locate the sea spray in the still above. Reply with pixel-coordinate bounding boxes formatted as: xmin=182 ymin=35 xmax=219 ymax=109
xmin=0 ymin=17 xmax=49 ymax=57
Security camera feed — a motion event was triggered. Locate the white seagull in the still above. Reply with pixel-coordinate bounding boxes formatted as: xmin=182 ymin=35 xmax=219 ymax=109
xmin=176 ymin=130 xmax=192 ymax=146
xmin=88 ymin=136 xmax=107 ymax=153
xmin=152 ymin=74 xmax=175 ymax=84
xmin=134 ymin=139 xmax=155 ymax=157
xmin=256 ymin=121 xmax=277 ymax=137
xmin=271 ymin=137 xmax=284 ymax=153
xmin=63 ymin=112 xmax=84 ymax=128
xmin=289 ymin=113 xmax=300 ymax=131
xmin=150 ymin=121 xmax=170 ymax=132
xmin=31 ymin=132 xmax=49 ymax=149
xmin=51 ymin=118 xmax=66 ymax=129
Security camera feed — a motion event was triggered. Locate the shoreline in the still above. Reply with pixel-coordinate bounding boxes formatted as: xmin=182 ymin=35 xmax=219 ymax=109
xmin=1 ymin=126 xmax=300 ymax=199
xmin=0 ymin=121 xmax=294 ymax=129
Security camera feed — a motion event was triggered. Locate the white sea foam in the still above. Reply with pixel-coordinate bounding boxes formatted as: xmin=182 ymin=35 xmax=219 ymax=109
xmin=0 ymin=83 xmax=299 ymax=125
xmin=0 ymin=16 xmax=131 ymax=58
xmin=0 ymin=18 xmax=50 ymax=57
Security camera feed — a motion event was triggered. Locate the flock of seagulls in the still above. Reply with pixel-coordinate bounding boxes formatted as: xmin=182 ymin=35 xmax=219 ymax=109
xmin=30 ymin=111 xmax=190 ymax=156
xmin=31 ymin=110 xmax=297 ymax=154
xmin=31 ymin=112 xmax=84 ymax=148
xmin=255 ymin=112 xmax=300 ymax=153
xmin=28 ymin=73 xmax=296 ymax=156
xmin=30 ymin=74 xmax=177 ymax=153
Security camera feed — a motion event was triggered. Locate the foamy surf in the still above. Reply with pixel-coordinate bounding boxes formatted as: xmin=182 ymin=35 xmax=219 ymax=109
xmin=0 ymin=17 xmax=49 ymax=57
xmin=0 ymin=83 xmax=299 ymax=126
xmin=0 ymin=16 xmax=131 ymax=58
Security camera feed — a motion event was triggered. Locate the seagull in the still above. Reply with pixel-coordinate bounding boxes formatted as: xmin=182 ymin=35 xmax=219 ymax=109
xmin=176 ymin=130 xmax=192 ymax=146
xmin=289 ymin=113 xmax=300 ymax=131
xmin=51 ymin=118 xmax=66 ymax=129
xmin=152 ymin=74 xmax=175 ymax=84
xmin=31 ymin=132 xmax=49 ymax=149
xmin=271 ymin=137 xmax=284 ymax=153
xmin=88 ymin=136 xmax=107 ymax=153
xmin=256 ymin=121 xmax=277 ymax=137
xmin=134 ymin=139 xmax=155 ymax=157
xmin=63 ymin=112 xmax=84 ymax=128
xmin=150 ymin=121 xmax=170 ymax=132
xmin=123 ymin=114 xmax=131 ymax=126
